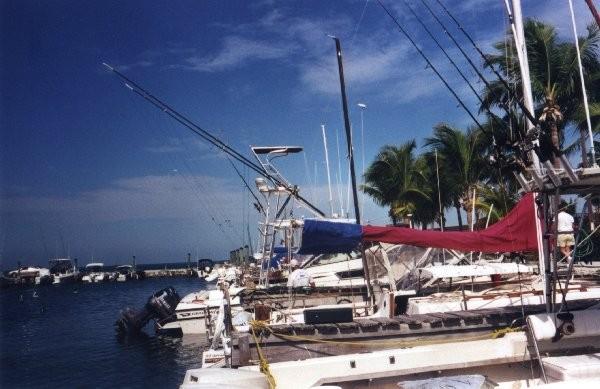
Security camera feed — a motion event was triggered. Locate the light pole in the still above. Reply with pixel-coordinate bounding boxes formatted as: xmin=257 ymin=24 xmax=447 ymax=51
xmin=357 ymin=103 xmax=367 ymax=218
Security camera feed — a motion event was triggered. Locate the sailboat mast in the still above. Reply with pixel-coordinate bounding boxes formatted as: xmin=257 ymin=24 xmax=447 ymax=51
xmin=331 ymin=37 xmax=361 ymax=224
xmin=510 ymin=0 xmax=551 ymax=312
xmin=331 ymin=36 xmax=374 ymax=302
xmin=321 ymin=124 xmax=335 ymax=217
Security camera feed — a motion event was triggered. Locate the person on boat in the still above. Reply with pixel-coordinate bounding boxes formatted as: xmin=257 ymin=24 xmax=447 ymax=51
xmin=287 ymin=259 xmax=314 ymax=290
xmin=557 ymin=200 xmax=575 ymax=263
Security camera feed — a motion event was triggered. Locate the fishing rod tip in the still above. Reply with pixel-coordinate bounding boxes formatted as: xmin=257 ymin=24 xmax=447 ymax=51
xmin=102 ymin=62 xmax=114 ymax=71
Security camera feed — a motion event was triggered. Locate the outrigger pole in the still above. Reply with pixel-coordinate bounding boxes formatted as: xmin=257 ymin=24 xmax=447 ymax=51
xmin=102 ymin=63 xmax=325 ymax=218
xmin=330 ymin=36 xmax=374 ymax=301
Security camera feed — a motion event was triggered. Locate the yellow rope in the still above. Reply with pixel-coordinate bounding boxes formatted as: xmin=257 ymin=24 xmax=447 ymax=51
xmin=250 ymin=323 xmax=277 ymax=389
xmin=250 ymin=320 xmax=522 ymax=349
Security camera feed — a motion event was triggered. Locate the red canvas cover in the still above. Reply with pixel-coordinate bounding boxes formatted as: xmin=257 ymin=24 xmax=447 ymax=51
xmin=363 ymin=193 xmax=538 ymax=253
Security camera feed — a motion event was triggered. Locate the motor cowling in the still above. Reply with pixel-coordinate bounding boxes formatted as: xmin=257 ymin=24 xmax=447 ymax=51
xmin=115 ymin=287 xmax=181 ymax=334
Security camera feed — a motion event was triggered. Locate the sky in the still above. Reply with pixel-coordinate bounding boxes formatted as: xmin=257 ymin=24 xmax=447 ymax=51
xmin=0 ymin=0 xmax=596 ymax=268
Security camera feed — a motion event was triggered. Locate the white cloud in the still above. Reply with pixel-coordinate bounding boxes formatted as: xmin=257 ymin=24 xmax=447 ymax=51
xmin=182 ymin=36 xmax=294 ymax=72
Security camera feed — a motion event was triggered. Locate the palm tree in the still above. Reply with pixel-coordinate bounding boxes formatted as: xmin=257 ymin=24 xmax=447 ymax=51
xmin=482 ymin=20 xmax=600 ymax=167
xmin=424 ymin=124 xmax=487 ymax=230
xmin=361 ymin=140 xmax=431 ymax=226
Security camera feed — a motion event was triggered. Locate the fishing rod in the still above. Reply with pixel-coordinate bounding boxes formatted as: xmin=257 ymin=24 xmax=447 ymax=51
xmin=402 ymin=0 xmax=511 ymax=139
xmin=419 ymin=0 xmax=517 ymax=128
xmin=376 ymin=0 xmax=489 ymax=135
xmin=403 ymin=0 xmax=484 ymax=107
xmin=431 ymin=0 xmax=539 ymax=128
xmin=103 ymin=63 xmax=268 ymax=176
xmin=225 ymin=156 xmax=265 ymax=215
xmin=103 ymin=63 xmax=326 ymax=217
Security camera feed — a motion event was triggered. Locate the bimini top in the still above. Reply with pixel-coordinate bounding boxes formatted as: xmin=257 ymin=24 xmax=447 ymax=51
xmin=299 ymin=193 xmax=538 ymax=254
xmin=85 ymin=263 xmax=104 ymax=268
xmin=251 ymin=146 xmax=303 ymax=154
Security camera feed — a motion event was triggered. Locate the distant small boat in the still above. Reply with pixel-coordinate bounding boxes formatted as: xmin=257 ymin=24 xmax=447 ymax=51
xmin=81 ymin=263 xmax=109 ymax=283
xmin=114 ymin=265 xmax=135 ymax=282
xmin=49 ymin=259 xmax=78 ymax=284
xmin=5 ymin=266 xmax=53 ymax=285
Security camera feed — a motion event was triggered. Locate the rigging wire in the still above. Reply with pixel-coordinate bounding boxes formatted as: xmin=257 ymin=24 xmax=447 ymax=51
xmin=375 ymin=0 xmax=489 ymax=135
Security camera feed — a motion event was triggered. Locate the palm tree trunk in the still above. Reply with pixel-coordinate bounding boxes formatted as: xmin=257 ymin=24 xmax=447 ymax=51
xmin=551 ymin=122 xmax=560 ymax=168
xmin=455 ymin=201 xmax=463 ymax=230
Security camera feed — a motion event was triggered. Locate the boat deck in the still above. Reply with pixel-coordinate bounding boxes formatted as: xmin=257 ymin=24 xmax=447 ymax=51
xmin=232 ymin=298 xmax=599 ymax=366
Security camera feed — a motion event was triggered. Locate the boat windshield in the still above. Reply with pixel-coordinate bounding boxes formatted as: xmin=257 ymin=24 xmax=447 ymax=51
xmin=116 ymin=266 xmax=132 ymax=274
xmin=303 ymin=252 xmax=358 ymax=268
xmin=49 ymin=260 xmax=73 ymax=274
xmin=86 ymin=266 xmax=103 ymax=273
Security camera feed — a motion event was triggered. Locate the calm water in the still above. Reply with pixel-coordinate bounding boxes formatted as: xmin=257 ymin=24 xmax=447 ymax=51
xmin=1 ymin=276 xmax=208 ymax=388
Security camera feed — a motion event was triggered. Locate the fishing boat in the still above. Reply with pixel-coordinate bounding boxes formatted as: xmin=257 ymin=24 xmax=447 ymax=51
xmin=3 ymin=266 xmax=53 ymax=285
xmin=195 ymin=258 xmax=215 ymax=279
xmin=114 ymin=265 xmax=135 ymax=282
xmin=49 ymin=258 xmax=78 ymax=284
xmin=81 ymin=263 xmax=110 ymax=283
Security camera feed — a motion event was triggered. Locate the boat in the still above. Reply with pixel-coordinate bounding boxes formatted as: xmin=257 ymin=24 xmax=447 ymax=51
xmin=157 ymin=284 xmax=245 ymax=337
xmin=81 ymin=263 xmax=109 ymax=283
xmin=49 ymin=258 xmax=78 ymax=284
xmin=195 ymin=258 xmax=215 ymax=279
xmin=114 ymin=265 xmax=135 ymax=282
xmin=2 ymin=266 xmax=53 ymax=286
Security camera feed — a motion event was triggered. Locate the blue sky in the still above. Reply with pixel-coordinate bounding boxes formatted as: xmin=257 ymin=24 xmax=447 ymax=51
xmin=0 ymin=0 xmax=595 ymax=268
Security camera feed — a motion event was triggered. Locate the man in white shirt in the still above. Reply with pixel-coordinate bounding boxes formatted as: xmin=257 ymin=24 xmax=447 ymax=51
xmin=557 ymin=200 xmax=575 ymax=263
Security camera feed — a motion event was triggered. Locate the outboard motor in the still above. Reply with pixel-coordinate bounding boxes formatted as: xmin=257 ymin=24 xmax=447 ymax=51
xmin=115 ymin=287 xmax=181 ymax=334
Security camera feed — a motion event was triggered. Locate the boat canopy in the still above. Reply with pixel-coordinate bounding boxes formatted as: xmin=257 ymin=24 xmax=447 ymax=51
xmin=299 ymin=193 xmax=537 ymax=254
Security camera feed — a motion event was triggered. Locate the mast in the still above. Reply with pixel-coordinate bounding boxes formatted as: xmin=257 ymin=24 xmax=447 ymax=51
xmin=331 ymin=37 xmax=361 ymax=224
xmin=331 ymin=36 xmax=374 ymax=302
xmin=321 ymin=124 xmax=335 ymax=217
xmin=510 ymin=0 xmax=551 ymax=312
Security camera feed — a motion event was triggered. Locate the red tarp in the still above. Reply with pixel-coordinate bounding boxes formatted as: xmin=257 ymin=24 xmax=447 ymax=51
xmin=363 ymin=193 xmax=538 ymax=253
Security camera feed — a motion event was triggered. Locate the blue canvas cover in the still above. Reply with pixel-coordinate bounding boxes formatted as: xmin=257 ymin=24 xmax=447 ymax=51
xmin=262 ymin=246 xmax=287 ymax=270
xmin=298 ymin=219 xmax=362 ymax=254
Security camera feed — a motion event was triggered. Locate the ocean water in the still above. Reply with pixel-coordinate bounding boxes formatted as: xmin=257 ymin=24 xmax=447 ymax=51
xmin=0 ymin=276 xmax=208 ymax=388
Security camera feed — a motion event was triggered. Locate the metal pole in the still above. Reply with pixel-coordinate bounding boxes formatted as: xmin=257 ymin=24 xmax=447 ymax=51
xmin=358 ymin=103 xmax=367 ymax=218
xmin=568 ymin=0 xmax=597 ymax=167
xmin=321 ymin=124 xmax=335 ymax=217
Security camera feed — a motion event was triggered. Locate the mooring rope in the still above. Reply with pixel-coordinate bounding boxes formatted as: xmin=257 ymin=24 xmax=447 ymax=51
xmin=250 ymin=320 xmax=522 ymax=349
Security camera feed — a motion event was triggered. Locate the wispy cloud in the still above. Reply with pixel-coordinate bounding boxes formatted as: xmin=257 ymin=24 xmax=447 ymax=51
xmin=181 ymin=36 xmax=294 ymax=72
